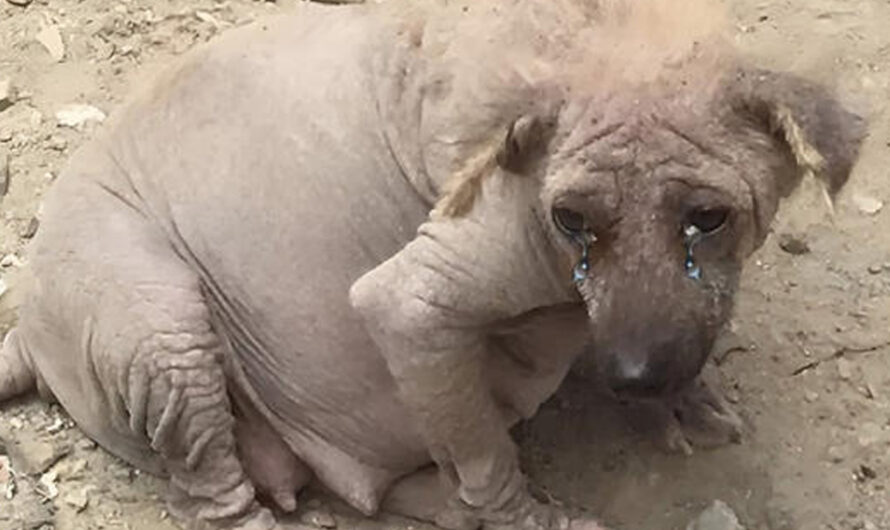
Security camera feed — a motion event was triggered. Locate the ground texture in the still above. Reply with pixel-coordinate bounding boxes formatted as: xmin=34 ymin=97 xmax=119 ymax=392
xmin=0 ymin=0 xmax=889 ymax=529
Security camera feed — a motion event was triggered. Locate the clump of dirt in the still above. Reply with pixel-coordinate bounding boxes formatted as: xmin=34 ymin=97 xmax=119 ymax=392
xmin=1 ymin=0 xmax=888 ymax=529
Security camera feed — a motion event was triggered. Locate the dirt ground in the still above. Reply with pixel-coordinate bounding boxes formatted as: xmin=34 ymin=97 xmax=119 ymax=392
xmin=0 ymin=0 xmax=888 ymax=529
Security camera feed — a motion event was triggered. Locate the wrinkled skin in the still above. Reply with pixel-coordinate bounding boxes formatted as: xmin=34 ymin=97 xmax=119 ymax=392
xmin=0 ymin=1 xmax=864 ymax=530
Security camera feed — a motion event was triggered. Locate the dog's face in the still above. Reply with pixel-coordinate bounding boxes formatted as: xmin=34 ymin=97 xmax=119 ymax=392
xmin=526 ymin=69 xmax=866 ymax=398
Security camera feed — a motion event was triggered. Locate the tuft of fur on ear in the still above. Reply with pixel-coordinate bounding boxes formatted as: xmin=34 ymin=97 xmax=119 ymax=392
xmin=430 ymin=139 xmax=500 ymax=219
xmin=772 ymin=104 xmax=833 ymax=213
xmin=733 ymin=68 xmax=867 ymax=205
xmin=432 ymin=114 xmax=552 ymax=219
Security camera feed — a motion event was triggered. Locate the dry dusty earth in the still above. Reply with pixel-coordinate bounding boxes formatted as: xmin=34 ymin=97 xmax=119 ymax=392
xmin=0 ymin=0 xmax=889 ymax=529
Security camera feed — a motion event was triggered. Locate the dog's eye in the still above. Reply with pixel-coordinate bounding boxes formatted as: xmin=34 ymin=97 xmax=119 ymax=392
xmin=552 ymin=207 xmax=586 ymax=236
xmin=687 ymin=207 xmax=729 ymax=234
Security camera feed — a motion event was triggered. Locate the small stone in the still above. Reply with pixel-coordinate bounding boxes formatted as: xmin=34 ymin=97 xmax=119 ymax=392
xmin=0 ymin=428 xmax=70 ymax=475
xmin=46 ymin=135 xmax=67 ymax=151
xmin=857 ymin=464 xmax=878 ymax=481
xmin=868 ymin=264 xmax=883 ymax=275
xmin=30 ymin=108 xmax=43 ymax=128
xmin=195 ymin=10 xmax=224 ymax=29
xmin=0 ymin=129 xmax=11 ymax=142
xmin=0 ymin=78 xmax=15 ymax=112
xmin=778 ymin=233 xmax=810 ymax=255
xmin=63 ymin=486 xmax=91 ymax=512
xmin=853 ymin=194 xmax=883 ymax=216
xmin=826 ymin=445 xmax=845 ymax=463
xmin=45 ymin=417 xmax=66 ymax=434
xmin=0 ymin=147 xmax=9 ymax=196
xmin=111 ymin=465 xmax=136 ymax=482
xmin=52 ymin=458 xmax=87 ymax=479
xmin=0 ymin=254 xmax=23 ymax=268
xmin=56 ymin=103 xmax=106 ymax=129
xmin=300 ymin=508 xmax=337 ymax=529
xmin=804 ymin=390 xmax=818 ymax=403
xmin=686 ymin=500 xmax=744 ymax=530
xmin=6 ymin=0 xmax=33 ymax=6
xmin=836 ymin=358 xmax=853 ymax=380
xmin=36 ymin=23 xmax=66 ymax=62
xmin=20 ymin=217 xmax=39 ymax=239
xmin=38 ymin=470 xmax=59 ymax=499
xmin=857 ymin=422 xmax=883 ymax=447
xmin=75 ymin=438 xmax=97 ymax=451
xmin=0 ymin=455 xmax=14 ymax=500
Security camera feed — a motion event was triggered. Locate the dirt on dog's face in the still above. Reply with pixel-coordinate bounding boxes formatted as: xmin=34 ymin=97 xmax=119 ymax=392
xmin=537 ymin=74 xmax=862 ymax=398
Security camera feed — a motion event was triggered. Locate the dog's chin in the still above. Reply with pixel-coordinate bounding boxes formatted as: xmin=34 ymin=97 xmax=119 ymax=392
xmin=605 ymin=371 xmax=704 ymax=403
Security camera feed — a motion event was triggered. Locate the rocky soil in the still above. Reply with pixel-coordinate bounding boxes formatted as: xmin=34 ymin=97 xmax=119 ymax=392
xmin=1 ymin=0 xmax=889 ymax=529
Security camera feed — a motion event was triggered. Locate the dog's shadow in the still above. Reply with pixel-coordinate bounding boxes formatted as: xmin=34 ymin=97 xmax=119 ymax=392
xmin=283 ymin=366 xmax=772 ymax=530
xmin=515 ymin=370 xmax=773 ymax=530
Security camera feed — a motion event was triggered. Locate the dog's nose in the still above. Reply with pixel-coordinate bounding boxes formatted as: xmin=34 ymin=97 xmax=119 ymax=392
xmin=605 ymin=356 xmax=670 ymax=397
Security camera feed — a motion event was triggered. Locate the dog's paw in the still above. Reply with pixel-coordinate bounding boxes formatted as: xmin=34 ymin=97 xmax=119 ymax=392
xmin=653 ymin=377 xmax=744 ymax=456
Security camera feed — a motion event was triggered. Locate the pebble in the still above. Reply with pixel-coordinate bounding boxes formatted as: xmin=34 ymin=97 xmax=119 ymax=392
xmin=856 ymin=464 xmax=878 ymax=481
xmin=75 ymin=438 xmax=98 ymax=451
xmin=46 ymin=135 xmax=67 ymax=151
xmin=686 ymin=500 xmax=744 ymax=530
xmin=0 ymin=254 xmax=23 ymax=268
xmin=36 ymin=23 xmax=66 ymax=62
xmin=804 ymin=390 xmax=818 ymax=403
xmin=6 ymin=0 xmax=33 ymax=6
xmin=38 ymin=470 xmax=59 ymax=499
xmin=63 ymin=486 xmax=91 ymax=512
xmin=867 ymin=264 xmax=883 ymax=275
xmin=826 ymin=445 xmax=845 ymax=463
xmin=857 ymin=422 xmax=884 ymax=447
xmin=836 ymin=358 xmax=853 ymax=381
xmin=0 ymin=455 xmax=14 ymax=499
xmin=52 ymin=457 xmax=87 ymax=479
xmin=111 ymin=465 xmax=136 ymax=482
xmin=852 ymin=194 xmax=884 ymax=216
xmin=0 ymin=129 xmax=11 ymax=142
xmin=56 ymin=103 xmax=106 ymax=129
xmin=0 ymin=78 xmax=15 ymax=111
xmin=778 ymin=233 xmax=810 ymax=255
xmin=0 ymin=427 xmax=70 ymax=475
xmin=20 ymin=216 xmax=39 ymax=239
xmin=45 ymin=417 xmax=67 ymax=434
xmin=29 ymin=108 xmax=43 ymax=128
xmin=0 ymin=146 xmax=9 ymax=196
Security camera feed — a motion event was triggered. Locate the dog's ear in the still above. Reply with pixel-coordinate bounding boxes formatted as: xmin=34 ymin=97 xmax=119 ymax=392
xmin=496 ymin=114 xmax=554 ymax=174
xmin=433 ymin=113 xmax=556 ymax=218
xmin=731 ymin=68 xmax=867 ymax=202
